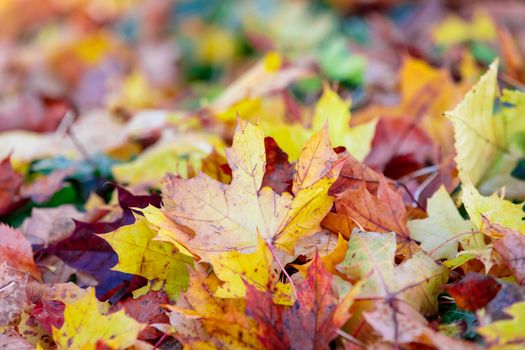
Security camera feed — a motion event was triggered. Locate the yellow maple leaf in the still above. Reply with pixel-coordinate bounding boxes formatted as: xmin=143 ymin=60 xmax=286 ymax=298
xmin=462 ymin=180 xmax=525 ymax=234
xmin=433 ymin=10 xmax=497 ymax=47
xmin=446 ymin=60 xmax=501 ymax=186
xmin=408 ymin=186 xmax=481 ymax=260
xmin=52 ymin=288 xmax=144 ymax=350
xmin=99 ymin=217 xmax=193 ymax=299
xmin=337 ymin=230 xmax=448 ymax=315
xmin=312 ymin=84 xmax=377 ymax=161
xmin=478 ymin=301 xmax=525 ymax=350
xmin=211 ymin=235 xmax=292 ymax=304
xmin=161 ymin=119 xmax=342 ymax=260
xmin=166 ymin=269 xmax=259 ymax=349
xmin=112 ymin=131 xmax=222 ymax=186
xmin=263 ymin=85 xmax=376 ymax=160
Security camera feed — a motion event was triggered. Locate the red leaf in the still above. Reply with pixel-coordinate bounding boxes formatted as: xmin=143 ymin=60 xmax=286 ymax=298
xmin=335 ymin=177 xmax=409 ymax=238
xmin=247 ymin=255 xmax=339 ymax=350
xmin=109 ymin=290 xmax=170 ymax=340
xmin=495 ymin=231 xmax=525 ymax=285
xmin=446 ymin=273 xmax=501 ymax=311
xmin=31 ymin=300 xmax=65 ymax=333
xmin=0 ymin=224 xmax=41 ymax=280
xmin=329 ymin=153 xmax=384 ymax=197
xmin=261 ymin=137 xmax=294 ymax=194
xmin=245 ymin=284 xmax=289 ymax=350
xmin=283 ymin=254 xmax=338 ymax=350
xmin=0 ymin=156 xmax=23 ymax=215
xmin=365 ymin=117 xmax=435 ymax=179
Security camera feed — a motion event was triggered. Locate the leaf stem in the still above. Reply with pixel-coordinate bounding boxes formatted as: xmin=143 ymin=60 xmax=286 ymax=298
xmin=266 ymin=240 xmax=298 ymax=300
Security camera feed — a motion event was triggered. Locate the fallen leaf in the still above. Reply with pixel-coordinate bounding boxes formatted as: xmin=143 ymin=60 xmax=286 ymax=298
xmin=0 ymin=156 xmax=23 ymax=215
xmin=0 ymin=263 xmax=28 ymax=327
xmin=52 ymin=288 xmax=145 ymax=350
xmin=109 ymin=290 xmax=169 ymax=340
xmin=462 ymin=180 xmax=525 ymax=234
xmin=100 ymin=217 xmax=193 ymax=299
xmin=21 ymin=205 xmax=83 ymax=246
xmin=408 ymin=186 xmax=479 ymax=260
xmin=161 ymin=120 xmax=341 ymax=259
xmin=478 ymin=301 xmax=525 ymax=350
xmin=335 ymin=178 xmax=410 ymax=238
xmin=337 ymin=230 xmax=448 ymax=315
xmin=494 ymin=231 xmax=525 ymax=285
xmin=445 ymin=60 xmax=500 ymax=186
xmin=0 ymin=224 xmax=41 ymax=280
xmin=446 ymin=273 xmax=501 ymax=311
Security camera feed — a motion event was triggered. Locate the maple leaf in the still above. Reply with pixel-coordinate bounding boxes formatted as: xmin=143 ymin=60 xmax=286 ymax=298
xmin=364 ymin=117 xmax=436 ymax=179
xmin=494 ymin=230 xmax=525 ymax=285
xmin=211 ymin=235 xmax=292 ymax=303
xmin=166 ymin=269 xmax=260 ymax=349
xmin=446 ymin=273 xmax=501 ymax=311
xmin=334 ymin=178 xmax=410 ymax=238
xmin=44 ymin=186 xmax=160 ymax=295
xmin=261 ymin=85 xmax=376 ymax=160
xmin=161 ymin=119 xmax=342 ymax=260
xmin=478 ymin=301 xmax=525 ymax=349
xmin=462 ymin=180 xmax=525 ymax=234
xmin=408 ymin=186 xmax=480 ymax=260
xmin=282 ymin=254 xmax=340 ymax=350
xmin=246 ymin=255 xmax=349 ymax=350
xmin=109 ymin=290 xmax=170 ymax=340
xmin=112 ymin=130 xmax=222 ymax=186
xmin=311 ymin=85 xmax=377 ymax=162
xmin=337 ymin=230 xmax=448 ymax=315
xmin=261 ymin=137 xmax=294 ymax=194
xmin=0 ymin=224 xmax=41 ymax=280
xmin=99 ymin=217 xmax=193 ymax=299
xmin=0 ymin=263 xmax=28 ymax=327
xmin=31 ymin=299 xmax=65 ymax=333
xmin=21 ymin=205 xmax=83 ymax=246
xmin=329 ymin=152 xmax=384 ymax=196
xmin=445 ymin=60 xmax=501 ymax=186
xmin=52 ymin=288 xmax=145 ymax=350
xmin=364 ymin=302 xmax=482 ymax=350
xmin=0 ymin=156 xmax=23 ymax=215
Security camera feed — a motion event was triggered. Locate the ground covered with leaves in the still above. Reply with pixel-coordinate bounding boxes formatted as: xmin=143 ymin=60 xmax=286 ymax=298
xmin=2 ymin=1 xmax=525 ymax=349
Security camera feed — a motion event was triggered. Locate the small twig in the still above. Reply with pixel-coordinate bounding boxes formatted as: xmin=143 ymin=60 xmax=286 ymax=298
xmin=0 ymin=281 xmax=16 ymax=293
xmin=266 ymin=240 xmax=298 ymax=300
xmin=62 ymin=110 xmax=98 ymax=170
xmin=336 ymin=329 xmax=366 ymax=348
xmin=153 ymin=333 xmax=169 ymax=350
xmin=397 ymin=165 xmax=439 ymax=184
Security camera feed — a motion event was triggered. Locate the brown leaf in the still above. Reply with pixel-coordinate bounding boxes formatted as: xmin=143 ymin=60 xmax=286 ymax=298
xmin=329 ymin=153 xmax=384 ymax=196
xmin=0 ymin=328 xmax=34 ymax=350
xmin=364 ymin=302 xmax=481 ymax=350
xmin=446 ymin=273 xmax=501 ymax=311
xmin=0 ymin=156 xmax=23 ymax=215
xmin=21 ymin=205 xmax=83 ymax=247
xmin=364 ymin=117 xmax=435 ymax=179
xmin=109 ymin=290 xmax=170 ymax=340
xmin=0 ymin=224 xmax=41 ymax=280
xmin=247 ymin=255 xmax=341 ymax=350
xmin=494 ymin=231 xmax=525 ymax=285
xmin=0 ymin=263 xmax=28 ymax=327
xmin=335 ymin=178 xmax=409 ymax=238
xmin=261 ymin=137 xmax=294 ymax=194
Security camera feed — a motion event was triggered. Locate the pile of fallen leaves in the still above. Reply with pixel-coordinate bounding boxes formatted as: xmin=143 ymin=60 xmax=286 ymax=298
xmin=3 ymin=1 xmax=525 ymax=349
